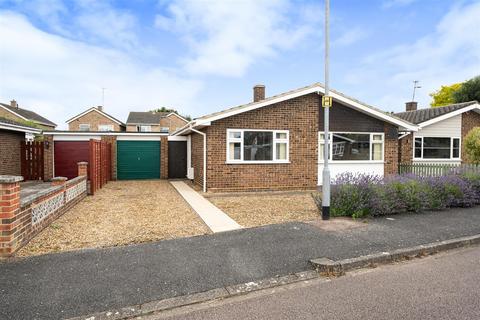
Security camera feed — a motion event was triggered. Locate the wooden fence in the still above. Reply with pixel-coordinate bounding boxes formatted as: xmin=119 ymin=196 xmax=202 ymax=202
xmin=399 ymin=163 xmax=480 ymax=177
xmin=89 ymin=140 xmax=111 ymax=194
xmin=20 ymin=141 xmax=44 ymax=180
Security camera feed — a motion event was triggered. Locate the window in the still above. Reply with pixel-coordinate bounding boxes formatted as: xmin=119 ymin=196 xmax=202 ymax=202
xmin=319 ymin=132 xmax=384 ymax=162
xmin=226 ymin=129 xmax=289 ymax=163
xmin=98 ymin=124 xmax=114 ymax=131
xmin=414 ymin=137 xmax=461 ymax=160
xmin=138 ymin=125 xmax=151 ymax=132
xmin=79 ymin=124 xmax=90 ymax=131
xmin=161 ymin=127 xmax=169 ymax=133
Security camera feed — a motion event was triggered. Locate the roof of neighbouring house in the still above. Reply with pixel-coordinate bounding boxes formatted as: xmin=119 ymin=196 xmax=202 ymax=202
xmin=126 ymin=111 xmax=171 ymax=124
xmin=0 ymin=117 xmax=42 ymax=133
xmin=394 ymin=101 xmax=479 ymax=125
xmin=65 ymin=106 xmax=125 ymax=125
xmin=0 ymin=102 xmax=57 ymax=127
xmin=174 ymin=82 xmax=419 ymax=135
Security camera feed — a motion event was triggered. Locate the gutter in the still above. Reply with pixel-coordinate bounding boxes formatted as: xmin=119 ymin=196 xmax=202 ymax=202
xmin=190 ymin=125 xmax=207 ymax=193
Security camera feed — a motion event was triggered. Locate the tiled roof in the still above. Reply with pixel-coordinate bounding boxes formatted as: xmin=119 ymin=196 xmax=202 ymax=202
xmin=0 ymin=103 xmax=56 ymax=127
xmin=394 ymin=101 xmax=478 ymax=124
xmin=126 ymin=111 xmax=170 ymax=124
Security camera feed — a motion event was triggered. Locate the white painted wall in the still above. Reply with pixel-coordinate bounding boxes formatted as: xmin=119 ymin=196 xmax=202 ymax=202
xmin=416 ymin=114 xmax=461 ymax=137
xmin=317 ymin=163 xmax=384 ymax=185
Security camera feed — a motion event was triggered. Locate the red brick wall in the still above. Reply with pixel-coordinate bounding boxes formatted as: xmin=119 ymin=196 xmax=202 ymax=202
xmin=204 ymin=93 xmax=319 ymax=192
xmin=0 ymin=130 xmax=23 ymax=175
xmin=191 ymin=132 xmax=204 ymax=188
xmin=384 ymin=124 xmax=399 ymax=175
xmin=43 ymin=135 xmax=54 ymax=180
xmin=161 ymin=136 xmax=169 ymax=179
xmin=461 ymin=111 xmax=480 ymax=163
xmin=398 ymin=134 xmax=413 ymax=164
xmin=68 ymin=110 xmax=124 ymax=131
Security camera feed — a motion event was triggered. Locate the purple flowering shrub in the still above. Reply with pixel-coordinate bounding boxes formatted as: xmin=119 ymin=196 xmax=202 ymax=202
xmin=312 ymin=172 xmax=480 ymax=218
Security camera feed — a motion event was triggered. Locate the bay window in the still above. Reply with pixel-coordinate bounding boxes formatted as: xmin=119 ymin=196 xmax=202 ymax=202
xmin=413 ymin=137 xmax=461 ymax=160
xmin=227 ymin=129 xmax=289 ymax=163
xmin=319 ymin=132 xmax=384 ymax=162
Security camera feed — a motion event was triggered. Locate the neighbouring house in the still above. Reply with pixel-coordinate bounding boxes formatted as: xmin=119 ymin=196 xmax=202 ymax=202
xmin=66 ymin=106 xmax=126 ymax=132
xmin=126 ymin=111 xmax=188 ymax=133
xmin=0 ymin=118 xmax=42 ymax=175
xmin=395 ymin=101 xmax=480 ymax=165
xmin=0 ymin=100 xmax=56 ymax=130
xmin=173 ymin=83 xmax=418 ymax=192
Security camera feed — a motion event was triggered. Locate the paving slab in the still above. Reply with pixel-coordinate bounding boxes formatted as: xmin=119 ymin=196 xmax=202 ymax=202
xmin=170 ymin=181 xmax=242 ymax=232
xmin=1 ymin=207 xmax=480 ymax=320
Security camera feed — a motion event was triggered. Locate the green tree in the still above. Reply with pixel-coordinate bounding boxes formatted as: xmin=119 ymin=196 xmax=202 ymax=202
xmin=149 ymin=107 xmax=191 ymax=121
xmin=464 ymin=127 xmax=480 ymax=164
xmin=430 ymin=83 xmax=462 ymax=107
xmin=453 ymin=75 xmax=480 ymax=104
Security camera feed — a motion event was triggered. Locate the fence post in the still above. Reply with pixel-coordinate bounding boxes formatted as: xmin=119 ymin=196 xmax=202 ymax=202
xmin=0 ymin=175 xmax=23 ymax=257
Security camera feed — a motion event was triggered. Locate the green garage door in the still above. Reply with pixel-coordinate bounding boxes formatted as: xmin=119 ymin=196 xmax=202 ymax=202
xmin=117 ymin=141 xmax=160 ymax=180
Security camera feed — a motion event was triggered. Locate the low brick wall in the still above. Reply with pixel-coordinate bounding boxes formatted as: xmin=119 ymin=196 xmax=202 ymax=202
xmin=0 ymin=175 xmax=87 ymax=257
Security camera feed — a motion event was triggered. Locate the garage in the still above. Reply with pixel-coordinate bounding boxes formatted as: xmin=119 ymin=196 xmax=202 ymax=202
xmin=117 ymin=140 xmax=160 ymax=180
xmin=54 ymin=141 xmax=90 ymax=179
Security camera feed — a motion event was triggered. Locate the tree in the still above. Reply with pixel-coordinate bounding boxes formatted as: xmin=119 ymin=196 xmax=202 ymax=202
xmin=150 ymin=107 xmax=191 ymax=121
xmin=464 ymin=127 xmax=480 ymax=164
xmin=453 ymin=75 xmax=480 ymax=104
xmin=430 ymin=83 xmax=462 ymax=107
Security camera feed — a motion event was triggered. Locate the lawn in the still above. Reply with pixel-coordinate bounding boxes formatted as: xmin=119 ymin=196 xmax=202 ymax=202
xmin=18 ymin=180 xmax=210 ymax=257
xmin=208 ymin=192 xmax=319 ymax=227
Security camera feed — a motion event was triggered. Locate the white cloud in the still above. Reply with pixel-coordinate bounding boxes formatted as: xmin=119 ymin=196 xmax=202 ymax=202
xmin=382 ymin=0 xmax=418 ymax=8
xmin=333 ymin=27 xmax=367 ymax=47
xmin=0 ymin=12 xmax=203 ymax=129
xmin=155 ymin=0 xmax=320 ymax=77
xmin=344 ymin=1 xmax=480 ymax=111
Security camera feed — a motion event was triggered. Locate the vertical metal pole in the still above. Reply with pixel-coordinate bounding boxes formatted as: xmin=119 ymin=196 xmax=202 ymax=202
xmin=322 ymin=0 xmax=331 ymax=220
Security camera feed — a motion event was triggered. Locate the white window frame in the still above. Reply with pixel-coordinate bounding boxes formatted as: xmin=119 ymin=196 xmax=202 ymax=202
xmin=79 ymin=124 xmax=90 ymax=131
xmin=138 ymin=125 xmax=152 ymax=132
xmin=98 ymin=124 xmax=114 ymax=132
xmin=161 ymin=127 xmax=169 ymax=132
xmin=318 ymin=132 xmax=385 ymax=163
xmin=226 ymin=129 xmax=290 ymax=164
xmin=413 ymin=136 xmax=461 ymax=161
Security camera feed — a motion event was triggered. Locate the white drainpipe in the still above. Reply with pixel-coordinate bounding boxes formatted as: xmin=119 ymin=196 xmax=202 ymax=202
xmin=190 ymin=126 xmax=207 ymax=193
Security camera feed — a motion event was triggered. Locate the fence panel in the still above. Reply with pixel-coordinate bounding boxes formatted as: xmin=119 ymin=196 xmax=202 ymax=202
xmin=20 ymin=141 xmax=44 ymax=180
xmin=399 ymin=163 xmax=480 ymax=177
xmin=88 ymin=140 xmax=111 ymax=195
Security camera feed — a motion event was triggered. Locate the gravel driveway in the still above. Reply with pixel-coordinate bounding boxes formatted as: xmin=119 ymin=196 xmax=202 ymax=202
xmin=18 ymin=180 xmax=210 ymax=256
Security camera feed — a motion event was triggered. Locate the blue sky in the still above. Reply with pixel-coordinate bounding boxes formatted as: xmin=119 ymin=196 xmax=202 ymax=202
xmin=0 ymin=0 xmax=479 ymax=129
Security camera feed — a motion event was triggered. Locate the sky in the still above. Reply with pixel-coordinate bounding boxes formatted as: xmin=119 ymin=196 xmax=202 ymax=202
xmin=0 ymin=0 xmax=479 ymax=129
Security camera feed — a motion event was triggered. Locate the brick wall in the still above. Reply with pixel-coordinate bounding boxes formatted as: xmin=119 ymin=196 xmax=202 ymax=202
xmin=0 ymin=108 xmax=24 ymax=123
xmin=101 ymin=135 xmax=117 ymax=180
xmin=461 ymin=111 xmax=480 ymax=163
xmin=384 ymin=124 xmax=399 ymax=175
xmin=0 ymin=130 xmax=23 ymax=175
xmin=398 ymin=134 xmax=413 ymax=164
xmin=0 ymin=175 xmax=87 ymax=256
xmin=43 ymin=135 xmax=54 ymax=180
xmin=191 ymin=132 xmax=204 ymax=188
xmin=160 ymin=114 xmax=188 ymax=133
xmin=126 ymin=124 xmax=161 ymax=132
xmin=68 ymin=110 xmax=123 ymax=131
xmin=204 ymin=93 xmax=319 ymax=192
xmin=161 ymin=136 xmax=169 ymax=179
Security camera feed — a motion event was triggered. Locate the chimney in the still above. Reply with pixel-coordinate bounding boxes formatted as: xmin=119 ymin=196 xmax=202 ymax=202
xmin=253 ymin=84 xmax=265 ymax=102
xmin=406 ymin=101 xmax=417 ymax=112
xmin=10 ymin=100 xmax=18 ymax=108
xmin=97 ymin=105 xmax=103 ymax=112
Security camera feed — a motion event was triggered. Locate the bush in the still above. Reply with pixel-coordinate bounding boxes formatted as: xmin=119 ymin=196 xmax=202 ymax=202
xmin=312 ymin=172 xmax=480 ymax=218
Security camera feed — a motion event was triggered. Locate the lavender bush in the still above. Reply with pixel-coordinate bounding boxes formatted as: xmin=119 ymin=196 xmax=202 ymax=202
xmin=312 ymin=171 xmax=480 ymax=218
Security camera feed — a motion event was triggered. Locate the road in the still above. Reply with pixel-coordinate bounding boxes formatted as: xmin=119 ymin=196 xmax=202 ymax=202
xmin=146 ymin=247 xmax=480 ymax=320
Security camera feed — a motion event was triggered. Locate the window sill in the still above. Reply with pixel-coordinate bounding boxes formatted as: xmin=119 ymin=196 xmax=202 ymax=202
xmin=318 ymin=161 xmax=385 ymax=164
xmin=413 ymin=158 xmax=462 ymax=162
xmin=225 ymin=161 xmax=291 ymax=165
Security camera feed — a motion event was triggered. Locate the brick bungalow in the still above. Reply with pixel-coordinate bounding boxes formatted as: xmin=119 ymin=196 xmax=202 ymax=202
xmin=395 ymin=101 xmax=480 ymax=165
xmin=173 ymin=83 xmax=418 ymax=192
xmin=0 ymin=118 xmax=42 ymax=175
xmin=66 ymin=106 xmax=126 ymax=131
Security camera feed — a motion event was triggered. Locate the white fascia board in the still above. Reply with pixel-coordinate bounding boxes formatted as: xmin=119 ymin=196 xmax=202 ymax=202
xmin=0 ymin=105 xmax=29 ymax=121
xmin=66 ymin=108 xmax=124 ymax=125
xmin=0 ymin=122 xmax=42 ymax=134
xmin=194 ymin=84 xmax=418 ymax=131
xmin=418 ymin=104 xmax=480 ymax=129
xmin=43 ymin=131 xmax=168 ymax=136
xmin=168 ymin=135 xmax=188 ymax=141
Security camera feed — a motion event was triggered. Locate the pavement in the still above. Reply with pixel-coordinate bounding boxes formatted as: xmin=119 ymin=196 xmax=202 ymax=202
xmin=170 ymin=181 xmax=242 ymax=232
xmin=147 ymin=246 xmax=480 ymax=320
xmin=1 ymin=207 xmax=480 ymax=319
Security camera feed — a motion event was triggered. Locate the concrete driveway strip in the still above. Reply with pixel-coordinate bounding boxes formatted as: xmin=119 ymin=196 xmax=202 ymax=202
xmin=1 ymin=207 xmax=480 ymax=320
xmin=170 ymin=181 xmax=242 ymax=232
xmin=150 ymin=247 xmax=480 ymax=320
